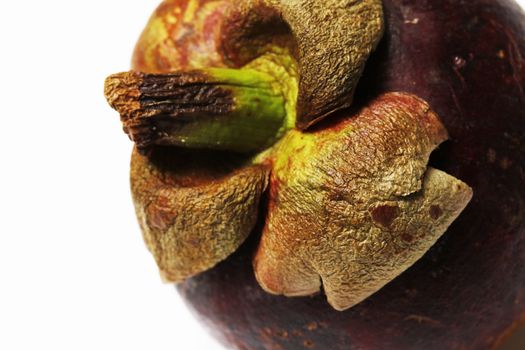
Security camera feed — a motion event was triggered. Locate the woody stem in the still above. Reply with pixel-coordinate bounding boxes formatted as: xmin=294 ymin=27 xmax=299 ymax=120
xmin=104 ymin=68 xmax=289 ymax=153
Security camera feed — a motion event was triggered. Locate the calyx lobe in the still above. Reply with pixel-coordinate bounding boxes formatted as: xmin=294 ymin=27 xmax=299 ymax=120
xmin=253 ymin=92 xmax=473 ymax=311
xmin=105 ymin=0 xmax=384 ymax=150
xmin=220 ymin=0 xmax=384 ymax=128
xmin=131 ymin=147 xmax=268 ymax=282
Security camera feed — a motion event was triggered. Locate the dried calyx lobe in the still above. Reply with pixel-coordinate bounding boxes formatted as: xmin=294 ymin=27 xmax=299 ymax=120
xmin=104 ymin=0 xmax=473 ymax=311
xmin=254 ymin=93 xmax=472 ymax=311
xmin=219 ymin=0 xmax=385 ymax=128
xmin=105 ymin=0 xmax=385 ymax=153
xmin=130 ymin=147 xmax=269 ymax=282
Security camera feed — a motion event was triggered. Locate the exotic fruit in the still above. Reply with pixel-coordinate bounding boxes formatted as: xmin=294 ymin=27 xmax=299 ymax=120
xmin=104 ymin=0 xmax=525 ymax=349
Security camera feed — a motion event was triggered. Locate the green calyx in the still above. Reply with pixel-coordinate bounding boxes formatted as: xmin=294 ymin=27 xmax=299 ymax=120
xmin=104 ymin=49 xmax=298 ymax=153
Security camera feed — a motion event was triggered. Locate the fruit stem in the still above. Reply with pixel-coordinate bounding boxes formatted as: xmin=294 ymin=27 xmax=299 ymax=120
xmin=104 ymin=67 xmax=290 ymax=153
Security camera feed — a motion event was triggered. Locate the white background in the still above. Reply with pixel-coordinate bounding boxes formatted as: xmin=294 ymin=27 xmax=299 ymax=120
xmin=0 ymin=1 xmax=524 ymax=349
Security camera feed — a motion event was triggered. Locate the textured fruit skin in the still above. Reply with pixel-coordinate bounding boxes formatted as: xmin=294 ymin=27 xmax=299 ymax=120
xmin=175 ymin=0 xmax=525 ymax=349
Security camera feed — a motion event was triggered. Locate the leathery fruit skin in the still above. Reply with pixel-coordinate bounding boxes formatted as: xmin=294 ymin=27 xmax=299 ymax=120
xmin=173 ymin=0 xmax=525 ymax=349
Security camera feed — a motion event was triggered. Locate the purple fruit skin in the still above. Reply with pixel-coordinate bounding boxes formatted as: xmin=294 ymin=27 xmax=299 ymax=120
xmin=177 ymin=0 xmax=525 ymax=349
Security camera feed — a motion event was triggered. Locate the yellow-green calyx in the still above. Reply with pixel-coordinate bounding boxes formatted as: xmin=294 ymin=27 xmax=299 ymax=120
xmin=107 ymin=0 xmax=474 ymax=313
xmin=104 ymin=52 xmax=298 ymax=153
